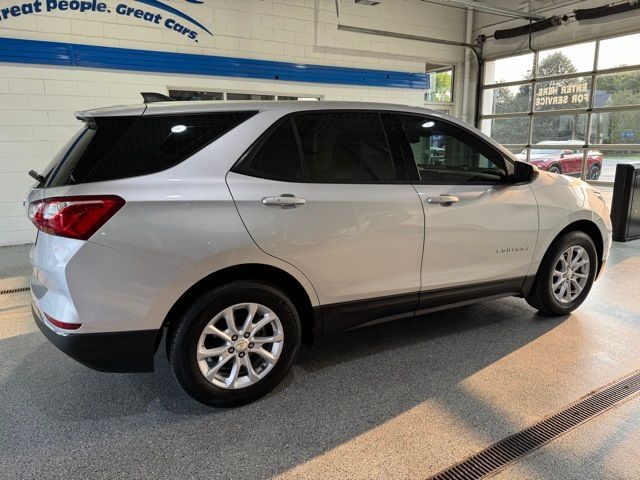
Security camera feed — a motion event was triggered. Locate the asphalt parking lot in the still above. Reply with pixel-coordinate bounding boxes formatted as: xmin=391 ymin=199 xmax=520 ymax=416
xmin=1 ymin=241 xmax=640 ymax=479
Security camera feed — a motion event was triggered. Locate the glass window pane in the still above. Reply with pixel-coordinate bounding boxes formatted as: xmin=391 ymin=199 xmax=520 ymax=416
xmin=534 ymin=77 xmax=591 ymax=111
xmin=532 ymin=114 xmax=587 ymax=143
xmin=168 ymin=90 xmax=223 ymax=101
xmin=598 ymin=33 xmax=640 ymax=70
xmin=537 ymin=42 xmax=595 ymax=76
xmin=425 ymin=68 xmax=454 ymax=103
xmin=227 ymin=93 xmax=275 ymax=100
xmin=597 ymin=150 xmax=640 ymax=182
xmin=590 ymin=110 xmax=640 ymax=144
xmin=47 ymin=112 xmax=257 ymax=186
xmin=518 ymin=147 xmax=588 ymax=177
xmin=398 ymin=115 xmax=508 ymax=184
xmin=295 ymin=112 xmax=398 ymax=183
xmin=502 ymin=145 xmax=527 ymax=156
xmin=484 ymin=53 xmax=534 ymax=85
xmin=238 ymin=120 xmax=304 ymax=182
xmin=481 ymin=117 xmax=530 ymax=145
xmin=594 ymin=70 xmax=640 ymax=108
xmin=482 ymin=85 xmax=531 ymax=115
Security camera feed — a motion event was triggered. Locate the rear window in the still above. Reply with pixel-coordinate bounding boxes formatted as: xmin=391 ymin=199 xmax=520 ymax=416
xmin=45 ymin=111 xmax=257 ymax=186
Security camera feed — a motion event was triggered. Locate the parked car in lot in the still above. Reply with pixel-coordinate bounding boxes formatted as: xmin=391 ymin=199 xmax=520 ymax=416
xmin=26 ymin=101 xmax=611 ymax=406
xmin=516 ymin=140 xmax=603 ymax=180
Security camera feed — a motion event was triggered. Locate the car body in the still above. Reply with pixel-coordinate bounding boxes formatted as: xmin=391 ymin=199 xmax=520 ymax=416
xmin=516 ymin=140 xmax=603 ymax=180
xmin=26 ymin=101 xmax=612 ymax=405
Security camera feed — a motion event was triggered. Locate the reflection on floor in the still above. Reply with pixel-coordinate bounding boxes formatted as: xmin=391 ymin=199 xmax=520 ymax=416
xmin=0 ymin=240 xmax=639 ymax=480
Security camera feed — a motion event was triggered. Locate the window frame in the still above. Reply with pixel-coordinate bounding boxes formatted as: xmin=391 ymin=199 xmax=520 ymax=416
xmin=424 ymin=65 xmax=456 ymax=105
xmin=392 ymin=113 xmax=513 ymax=186
xmin=232 ymin=109 xmax=417 ymax=185
xmin=480 ymin=31 xmax=640 ymax=185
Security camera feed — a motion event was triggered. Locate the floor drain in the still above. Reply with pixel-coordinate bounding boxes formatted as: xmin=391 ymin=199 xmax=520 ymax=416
xmin=0 ymin=286 xmax=30 ymax=295
xmin=428 ymin=370 xmax=640 ymax=480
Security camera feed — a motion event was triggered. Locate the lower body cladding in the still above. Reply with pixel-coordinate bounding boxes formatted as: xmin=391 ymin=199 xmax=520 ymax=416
xmin=32 ymin=304 xmax=157 ymax=372
xmin=319 ymin=276 xmax=534 ymax=336
xmin=31 ymin=276 xmax=535 ymax=373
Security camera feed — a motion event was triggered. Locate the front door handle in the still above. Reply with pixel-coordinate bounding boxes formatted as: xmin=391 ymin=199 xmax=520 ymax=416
xmin=262 ymin=194 xmax=306 ymax=208
xmin=426 ymin=194 xmax=459 ymax=206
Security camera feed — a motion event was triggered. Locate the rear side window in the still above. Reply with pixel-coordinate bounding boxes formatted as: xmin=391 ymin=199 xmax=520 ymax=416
xmin=234 ymin=111 xmax=402 ymax=184
xmin=46 ymin=111 xmax=257 ymax=186
xmin=295 ymin=112 xmax=396 ymax=183
xmin=236 ymin=119 xmax=304 ymax=182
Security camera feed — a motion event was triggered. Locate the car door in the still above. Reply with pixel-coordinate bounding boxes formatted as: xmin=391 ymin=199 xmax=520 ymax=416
xmin=226 ymin=110 xmax=425 ymax=334
xmin=393 ymin=113 xmax=539 ymax=308
xmin=561 ymin=148 xmax=582 ymax=176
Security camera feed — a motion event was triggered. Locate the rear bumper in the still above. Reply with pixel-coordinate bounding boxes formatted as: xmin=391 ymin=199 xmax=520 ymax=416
xmin=32 ymin=306 xmax=158 ymax=372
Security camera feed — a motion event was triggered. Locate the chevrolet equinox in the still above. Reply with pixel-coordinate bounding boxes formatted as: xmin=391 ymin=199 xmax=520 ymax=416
xmin=26 ymin=101 xmax=612 ymax=406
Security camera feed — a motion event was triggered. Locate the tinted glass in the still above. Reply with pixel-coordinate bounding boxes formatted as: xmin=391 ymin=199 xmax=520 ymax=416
xmin=46 ymin=112 xmax=256 ymax=186
xmin=398 ymin=115 xmax=508 ymax=184
xmin=239 ymin=119 xmax=304 ymax=182
xmin=227 ymin=93 xmax=275 ymax=100
xmin=169 ymin=90 xmax=224 ymax=101
xmin=294 ymin=112 xmax=397 ymax=183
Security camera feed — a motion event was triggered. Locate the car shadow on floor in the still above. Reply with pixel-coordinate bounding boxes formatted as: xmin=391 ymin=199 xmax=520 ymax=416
xmin=0 ymin=295 xmax=569 ymax=478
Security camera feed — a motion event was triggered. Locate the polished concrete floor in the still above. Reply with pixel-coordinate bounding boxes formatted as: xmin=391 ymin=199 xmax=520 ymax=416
xmin=1 ymin=241 xmax=639 ymax=479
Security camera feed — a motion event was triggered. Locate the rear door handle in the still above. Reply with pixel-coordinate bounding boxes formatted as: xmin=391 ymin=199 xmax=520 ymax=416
xmin=262 ymin=194 xmax=306 ymax=208
xmin=426 ymin=194 xmax=459 ymax=206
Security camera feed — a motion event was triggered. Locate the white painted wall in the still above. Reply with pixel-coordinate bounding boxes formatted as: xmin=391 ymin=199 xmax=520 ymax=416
xmin=0 ymin=0 xmax=468 ymax=245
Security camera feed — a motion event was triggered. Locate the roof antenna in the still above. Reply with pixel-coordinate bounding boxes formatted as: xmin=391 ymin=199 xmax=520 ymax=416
xmin=141 ymin=92 xmax=174 ymax=103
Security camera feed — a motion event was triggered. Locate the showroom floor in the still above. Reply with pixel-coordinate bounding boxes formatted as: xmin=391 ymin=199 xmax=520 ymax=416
xmin=1 ymin=240 xmax=639 ymax=479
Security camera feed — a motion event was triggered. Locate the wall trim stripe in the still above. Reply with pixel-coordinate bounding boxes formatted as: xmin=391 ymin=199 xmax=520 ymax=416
xmin=0 ymin=37 xmax=428 ymax=89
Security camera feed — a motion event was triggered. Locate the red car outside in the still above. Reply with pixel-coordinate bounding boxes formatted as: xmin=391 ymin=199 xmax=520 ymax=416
xmin=517 ymin=142 xmax=603 ymax=180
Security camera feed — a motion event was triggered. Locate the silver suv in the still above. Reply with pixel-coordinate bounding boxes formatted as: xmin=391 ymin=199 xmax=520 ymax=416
xmin=26 ymin=101 xmax=611 ymax=406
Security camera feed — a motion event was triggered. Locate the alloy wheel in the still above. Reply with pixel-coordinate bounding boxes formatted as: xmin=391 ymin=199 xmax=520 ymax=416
xmin=196 ymin=303 xmax=284 ymax=389
xmin=551 ymin=245 xmax=590 ymax=304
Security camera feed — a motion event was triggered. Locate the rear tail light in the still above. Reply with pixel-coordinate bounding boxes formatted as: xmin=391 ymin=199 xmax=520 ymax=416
xmin=44 ymin=313 xmax=82 ymax=330
xmin=28 ymin=195 xmax=125 ymax=240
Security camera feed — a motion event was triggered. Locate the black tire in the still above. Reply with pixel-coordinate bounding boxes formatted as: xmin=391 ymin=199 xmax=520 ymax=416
xmin=587 ymin=164 xmax=601 ymax=180
xmin=169 ymin=281 xmax=301 ymax=407
xmin=548 ymin=164 xmax=562 ymax=174
xmin=526 ymin=231 xmax=597 ymax=316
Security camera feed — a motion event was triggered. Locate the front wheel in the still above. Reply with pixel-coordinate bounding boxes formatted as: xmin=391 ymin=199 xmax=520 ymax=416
xmin=169 ymin=281 xmax=301 ymax=407
xmin=526 ymin=231 xmax=597 ymax=316
xmin=547 ymin=165 xmax=562 ymax=174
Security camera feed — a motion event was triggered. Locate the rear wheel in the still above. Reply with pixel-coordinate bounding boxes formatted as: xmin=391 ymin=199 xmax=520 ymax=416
xmin=169 ymin=281 xmax=301 ymax=407
xmin=526 ymin=231 xmax=597 ymax=316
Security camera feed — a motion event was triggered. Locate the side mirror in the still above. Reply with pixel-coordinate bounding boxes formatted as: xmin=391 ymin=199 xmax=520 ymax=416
xmin=512 ymin=160 xmax=535 ymax=183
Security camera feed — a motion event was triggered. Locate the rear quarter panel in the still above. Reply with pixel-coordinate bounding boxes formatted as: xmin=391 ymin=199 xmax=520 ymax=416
xmin=51 ymin=110 xmax=319 ymax=333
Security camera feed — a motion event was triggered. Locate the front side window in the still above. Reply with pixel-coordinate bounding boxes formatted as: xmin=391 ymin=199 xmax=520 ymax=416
xmin=397 ymin=115 xmax=509 ymax=184
xmin=294 ymin=112 xmax=398 ymax=183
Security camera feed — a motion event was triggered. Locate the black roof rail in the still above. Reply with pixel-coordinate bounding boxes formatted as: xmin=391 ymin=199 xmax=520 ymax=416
xmin=141 ymin=92 xmax=174 ymax=103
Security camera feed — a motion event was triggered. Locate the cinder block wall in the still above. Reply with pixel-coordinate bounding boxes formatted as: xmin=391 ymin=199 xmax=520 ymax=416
xmin=0 ymin=0 xmax=467 ymax=245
